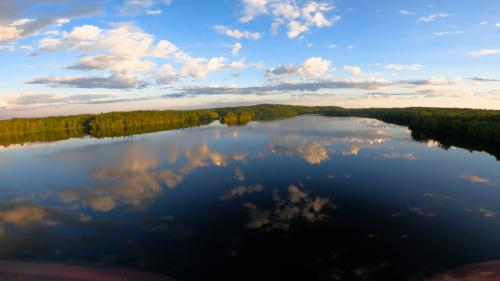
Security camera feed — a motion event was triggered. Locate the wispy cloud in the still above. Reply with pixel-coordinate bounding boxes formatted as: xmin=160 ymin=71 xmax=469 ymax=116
xmin=399 ymin=10 xmax=415 ymax=16
xmin=418 ymin=13 xmax=448 ymax=22
xmin=469 ymin=49 xmax=500 ymax=57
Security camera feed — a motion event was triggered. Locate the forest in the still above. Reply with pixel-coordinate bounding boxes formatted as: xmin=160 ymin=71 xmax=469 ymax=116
xmin=1 ymin=105 xmax=499 ymax=151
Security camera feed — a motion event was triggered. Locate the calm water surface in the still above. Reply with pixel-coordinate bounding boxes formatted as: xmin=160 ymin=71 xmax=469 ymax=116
xmin=0 ymin=116 xmax=499 ymax=281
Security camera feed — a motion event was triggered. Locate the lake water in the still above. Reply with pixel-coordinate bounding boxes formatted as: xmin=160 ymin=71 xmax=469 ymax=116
xmin=0 ymin=115 xmax=499 ymax=281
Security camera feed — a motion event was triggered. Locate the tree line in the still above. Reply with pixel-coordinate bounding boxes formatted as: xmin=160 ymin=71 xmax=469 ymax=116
xmin=0 ymin=105 xmax=499 ymax=150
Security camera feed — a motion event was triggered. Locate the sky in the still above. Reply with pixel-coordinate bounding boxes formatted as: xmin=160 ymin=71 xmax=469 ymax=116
xmin=1 ymin=0 xmax=500 ymax=118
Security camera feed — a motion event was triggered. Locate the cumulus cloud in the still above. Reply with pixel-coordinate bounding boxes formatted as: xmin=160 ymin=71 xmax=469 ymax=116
xmin=267 ymin=57 xmax=331 ymax=79
xmin=36 ymin=22 xmax=180 ymax=83
xmin=239 ymin=0 xmax=341 ymax=38
xmin=0 ymin=26 xmax=23 ymax=42
xmin=343 ymin=65 xmax=363 ymax=76
xmin=417 ymin=13 xmax=448 ymax=22
xmin=179 ymin=57 xmax=245 ymax=79
xmin=232 ymin=42 xmax=242 ymax=56
xmin=214 ymin=25 xmax=262 ymax=40
xmin=32 ymin=22 xmax=244 ymax=87
xmin=38 ymin=23 xmax=178 ymax=58
xmin=239 ymin=0 xmax=269 ymax=23
xmin=155 ymin=64 xmax=178 ymax=85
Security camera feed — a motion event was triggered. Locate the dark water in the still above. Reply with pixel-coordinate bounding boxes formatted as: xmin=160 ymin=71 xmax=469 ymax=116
xmin=0 ymin=116 xmax=499 ymax=281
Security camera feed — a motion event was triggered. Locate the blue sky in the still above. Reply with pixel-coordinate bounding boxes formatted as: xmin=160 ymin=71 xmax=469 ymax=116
xmin=1 ymin=0 xmax=500 ymax=118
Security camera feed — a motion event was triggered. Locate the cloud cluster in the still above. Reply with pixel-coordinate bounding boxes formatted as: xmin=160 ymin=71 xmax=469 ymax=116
xmin=176 ymin=78 xmax=392 ymax=96
xmin=30 ymin=22 xmax=245 ymax=89
xmin=239 ymin=0 xmax=341 ymax=38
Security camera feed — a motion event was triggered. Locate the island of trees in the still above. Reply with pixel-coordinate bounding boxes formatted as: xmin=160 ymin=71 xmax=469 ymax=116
xmin=1 ymin=104 xmax=499 ymax=158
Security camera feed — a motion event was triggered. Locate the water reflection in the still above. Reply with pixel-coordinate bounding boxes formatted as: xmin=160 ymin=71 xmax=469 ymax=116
xmin=244 ymin=185 xmax=334 ymax=231
xmin=0 ymin=116 xmax=499 ymax=281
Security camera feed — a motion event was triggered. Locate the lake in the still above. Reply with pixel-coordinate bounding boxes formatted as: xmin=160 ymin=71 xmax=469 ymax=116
xmin=0 ymin=115 xmax=499 ymax=281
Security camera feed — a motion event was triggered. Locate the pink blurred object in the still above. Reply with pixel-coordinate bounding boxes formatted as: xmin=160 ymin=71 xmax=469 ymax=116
xmin=0 ymin=261 xmax=175 ymax=281
xmin=426 ymin=260 xmax=500 ymax=281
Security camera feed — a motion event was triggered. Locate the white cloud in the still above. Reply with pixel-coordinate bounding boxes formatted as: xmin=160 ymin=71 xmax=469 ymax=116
xmin=418 ymin=13 xmax=448 ymax=22
xmin=432 ymin=31 xmax=463 ymax=36
xmin=66 ymin=24 xmax=102 ymax=41
xmin=239 ymin=0 xmax=269 ymax=23
xmin=0 ymin=25 xmax=23 ymax=42
xmin=54 ymin=18 xmax=70 ymax=26
xmin=267 ymin=56 xmax=331 ymax=80
xmin=156 ymin=64 xmax=178 ymax=85
xmin=385 ymin=64 xmax=423 ymax=71
xmin=68 ymin=54 xmax=155 ymax=74
xmin=343 ymin=65 xmax=363 ymax=76
xmin=328 ymin=43 xmax=336 ymax=48
xmin=469 ymin=49 xmax=500 ymax=57
xmin=480 ymin=21 xmax=488 ymax=25
xmin=119 ymin=0 xmax=172 ymax=16
xmin=240 ymin=0 xmax=341 ymax=39
xmin=214 ymin=25 xmax=262 ymax=40
xmin=146 ymin=9 xmax=162 ymax=15
xmin=33 ymin=22 xmax=245 ymax=89
xmin=38 ymin=37 xmax=63 ymax=51
xmin=179 ymin=57 xmax=245 ymax=79
xmin=38 ymin=23 xmax=179 ymax=71
xmin=287 ymin=20 xmax=309 ymax=38
xmin=299 ymin=57 xmax=331 ymax=78
xmin=10 ymin=18 xmax=35 ymax=26
xmin=232 ymin=42 xmax=242 ymax=56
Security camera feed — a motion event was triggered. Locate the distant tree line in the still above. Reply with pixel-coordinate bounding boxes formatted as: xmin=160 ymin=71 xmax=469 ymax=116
xmin=345 ymin=107 xmax=500 ymax=142
xmin=0 ymin=105 xmax=499 ymax=152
